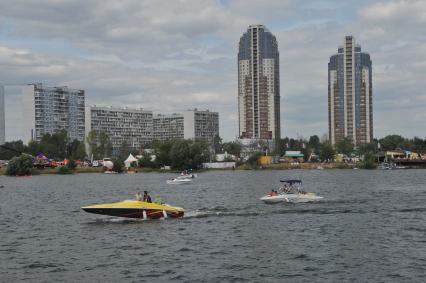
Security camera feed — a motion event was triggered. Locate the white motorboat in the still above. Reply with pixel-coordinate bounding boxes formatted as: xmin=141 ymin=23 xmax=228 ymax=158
xmin=176 ymin=173 xmax=197 ymax=180
xmin=260 ymin=180 xmax=323 ymax=204
xmin=166 ymin=178 xmax=193 ymax=185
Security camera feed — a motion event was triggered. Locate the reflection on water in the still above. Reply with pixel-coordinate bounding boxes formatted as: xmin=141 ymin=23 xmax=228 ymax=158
xmin=0 ymin=170 xmax=425 ymax=282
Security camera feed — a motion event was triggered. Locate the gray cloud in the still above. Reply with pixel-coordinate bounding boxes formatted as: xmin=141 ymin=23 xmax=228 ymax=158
xmin=0 ymin=0 xmax=425 ymax=141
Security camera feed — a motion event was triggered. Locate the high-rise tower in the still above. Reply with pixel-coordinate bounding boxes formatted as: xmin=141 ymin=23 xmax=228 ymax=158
xmin=238 ymin=25 xmax=280 ymax=141
xmin=328 ymin=36 xmax=373 ymax=145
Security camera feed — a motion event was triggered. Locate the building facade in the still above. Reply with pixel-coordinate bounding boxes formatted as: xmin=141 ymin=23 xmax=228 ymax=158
xmin=153 ymin=114 xmax=184 ymax=142
xmin=22 ymin=83 xmax=85 ymax=143
xmin=183 ymin=110 xmax=219 ymax=144
xmin=85 ymin=106 xmax=153 ymax=154
xmin=153 ymin=109 xmax=219 ymax=144
xmin=328 ymin=36 xmax=373 ymax=145
xmin=238 ymin=24 xmax=280 ymax=141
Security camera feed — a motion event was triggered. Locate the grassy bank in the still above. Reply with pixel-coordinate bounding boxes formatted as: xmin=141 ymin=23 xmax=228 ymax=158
xmin=259 ymin=163 xmax=354 ymax=170
xmin=0 ymin=166 xmax=105 ymax=176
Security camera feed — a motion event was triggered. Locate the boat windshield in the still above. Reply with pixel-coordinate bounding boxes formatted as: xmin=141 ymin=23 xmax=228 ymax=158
xmin=278 ymin=180 xmax=302 ymax=194
xmin=280 ymin=179 xmax=302 ymax=185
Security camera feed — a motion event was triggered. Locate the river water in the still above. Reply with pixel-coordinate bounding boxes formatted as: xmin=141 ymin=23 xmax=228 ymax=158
xmin=0 ymin=170 xmax=425 ymax=282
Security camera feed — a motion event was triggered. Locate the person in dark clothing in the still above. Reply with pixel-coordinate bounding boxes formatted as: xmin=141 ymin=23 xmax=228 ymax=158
xmin=143 ymin=191 xmax=152 ymax=203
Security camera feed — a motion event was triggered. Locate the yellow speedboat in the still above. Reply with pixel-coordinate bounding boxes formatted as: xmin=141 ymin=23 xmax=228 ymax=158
xmin=82 ymin=200 xmax=185 ymax=219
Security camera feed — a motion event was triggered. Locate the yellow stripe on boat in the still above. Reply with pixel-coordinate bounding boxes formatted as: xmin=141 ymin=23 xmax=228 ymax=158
xmin=81 ymin=200 xmax=184 ymax=212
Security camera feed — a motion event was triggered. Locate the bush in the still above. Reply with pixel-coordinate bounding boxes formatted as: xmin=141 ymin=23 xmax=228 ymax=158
xmin=359 ymin=152 xmax=376 ymax=169
xmin=112 ymin=158 xmax=124 ymax=173
xmin=58 ymin=166 xmax=72 ymax=174
xmin=319 ymin=143 xmax=335 ymax=162
xmin=6 ymin=154 xmax=33 ymax=176
xmin=138 ymin=152 xmax=154 ymax=168
xmin=246 ymin=151 xmax=263 ymax=169
xmin=67 ymin=159 xmax=77 ymax=170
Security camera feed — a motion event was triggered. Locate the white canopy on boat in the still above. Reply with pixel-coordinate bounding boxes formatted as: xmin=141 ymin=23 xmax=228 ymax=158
xmin=124 ymin=154 xmax=138 ymax=168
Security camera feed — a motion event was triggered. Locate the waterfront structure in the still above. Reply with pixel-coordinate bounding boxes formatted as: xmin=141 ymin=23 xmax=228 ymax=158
xmin=22 ymin=83 xmax=85 ymax=143
xmin=153 ymin=109 xmax=219 ymax=144
xmin=238 ymin=24 xmax=280 ymax=141
xmin=328 ymin=36 xmax=373 ymax=145
xmin=85 ymin=106 xmax=153 ymax=154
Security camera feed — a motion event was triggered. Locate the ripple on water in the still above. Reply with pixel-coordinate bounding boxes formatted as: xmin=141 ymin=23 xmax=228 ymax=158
xmin=0 ymin=170 xmax=425 ymax=282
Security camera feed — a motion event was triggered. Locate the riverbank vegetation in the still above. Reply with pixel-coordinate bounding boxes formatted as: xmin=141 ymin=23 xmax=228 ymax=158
xmin=5 ymin=154 xmax=33 ymax=176
xmin=1 ymin=130 xmax=425 ymax=175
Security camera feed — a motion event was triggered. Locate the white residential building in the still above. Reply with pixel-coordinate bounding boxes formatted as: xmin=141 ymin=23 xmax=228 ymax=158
xmin=85 ymin=106 xmax=153 ymax=154
xmin=153 ymin=109 xmax=219 ymax=144
xmin=22 ymin=83 xmax=85 ymax=144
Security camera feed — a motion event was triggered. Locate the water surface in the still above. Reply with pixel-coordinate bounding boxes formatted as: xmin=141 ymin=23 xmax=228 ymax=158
xmin=1 ymin=170 xmax=425 ymax=282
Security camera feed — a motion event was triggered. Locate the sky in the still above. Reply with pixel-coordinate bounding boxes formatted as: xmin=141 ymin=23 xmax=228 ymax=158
xmin=0 ymin=0 xmax=425 ymax=141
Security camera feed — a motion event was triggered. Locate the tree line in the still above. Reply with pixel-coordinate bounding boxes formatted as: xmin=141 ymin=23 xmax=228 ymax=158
xmin=138 ymin=139 xmax=210 ymax=170
xmin=1 ymin=130 xmax=424 ymax=164
xmin=0 ymin=129 xmax=86 ymax=160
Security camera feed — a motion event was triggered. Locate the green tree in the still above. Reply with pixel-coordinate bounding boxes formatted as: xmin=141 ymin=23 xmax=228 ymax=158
xmin=301 ymin=147 xmax=312 ymax=162
xmin=222 ymin=141 xmax=242 ymax=157
xmin=379 ymin=135 xmax=405 ymax=150
xmin=67 ymin=139 xmax=86 ymax=160
xmin=308 ymin=135 xmax=321 ymax=154
xmin=246 ymin=151 xmax=263 ymax=168
xmin=6 ymin=154 xmax=33 ymax=176
xmin=357 ymin=142 xmax=377 ymax=156
xmin=138 ymin=152 xmax=154 ymax=168
xmin=336 ymin=137 xmax=354 ymax=155
xmin=99 ymin=131 xmax=111 ymax=158
xmin=319 ymin=143 xmax=335 ymax=162
xmin=112 ymin=157 xmax=124 ymax=173
xmin=27 ymin=140 xmax=42 ymax=156
xmin=359 ymin=151 xmax=376 ymax=169
xmin=153 ymin=139 xmax=174 ymax=167
xmin=189 ymin=140 xmax=209 ymax=168
xmin=169 ymin=140 xmax=191 ymax=170
xmin=0 ymin=141 xmax=27 ymax=160
xmin=86 ymin=129 xmax=98 ymax=158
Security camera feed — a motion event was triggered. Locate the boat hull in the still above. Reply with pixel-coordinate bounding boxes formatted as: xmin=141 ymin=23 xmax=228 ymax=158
xmin=260 ymin=194 xmax=323 ymax=204
xmin=82 ymin=200 xmax=184 ymax=219
xmin=166 ymin=179 xmax=192 ymax=185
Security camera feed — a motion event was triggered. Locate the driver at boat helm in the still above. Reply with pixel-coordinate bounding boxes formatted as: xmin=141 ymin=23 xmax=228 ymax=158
xmin=143 ymin=191 xmax=152 ymax=203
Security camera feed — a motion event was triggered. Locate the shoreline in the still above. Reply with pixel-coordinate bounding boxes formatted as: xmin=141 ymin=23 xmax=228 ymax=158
xmin=1 ymin=163 xmax=424 ymax=176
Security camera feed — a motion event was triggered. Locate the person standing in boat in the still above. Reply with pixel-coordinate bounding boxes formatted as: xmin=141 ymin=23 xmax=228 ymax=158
xmin=143 ymin=191 xmax=152 ymax=203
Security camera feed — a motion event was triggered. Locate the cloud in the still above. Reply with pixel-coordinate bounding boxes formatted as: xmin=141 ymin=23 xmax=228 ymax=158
xmin=1 ymin=0 xmax=425 ymax=141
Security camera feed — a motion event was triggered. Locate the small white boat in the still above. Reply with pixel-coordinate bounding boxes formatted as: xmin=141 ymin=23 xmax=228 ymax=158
xmin=177 ymin=171 xmax=197 ymax=179
xmin=260 ymin=180 xmax=323 ymax=204
xmin=166 ymin=178 xmax=193 ymax=185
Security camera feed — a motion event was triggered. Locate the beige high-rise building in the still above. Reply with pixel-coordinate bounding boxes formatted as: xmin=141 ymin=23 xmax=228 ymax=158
xmin=238 ymin=25 xmax=280 ymax=141
xmin=328 ymin=36 xmax=373 ymax=145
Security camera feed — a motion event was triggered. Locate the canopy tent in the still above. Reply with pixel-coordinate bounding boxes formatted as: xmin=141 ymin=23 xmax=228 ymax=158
xmin=124 ymin=154 xmax=138 ymax=168
xmin=36 ymin=153 xmax=49 ymax=160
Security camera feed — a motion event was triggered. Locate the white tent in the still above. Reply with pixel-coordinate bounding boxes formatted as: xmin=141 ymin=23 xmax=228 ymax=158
xmin=124 ymin=154 xmax=138 ymax=168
